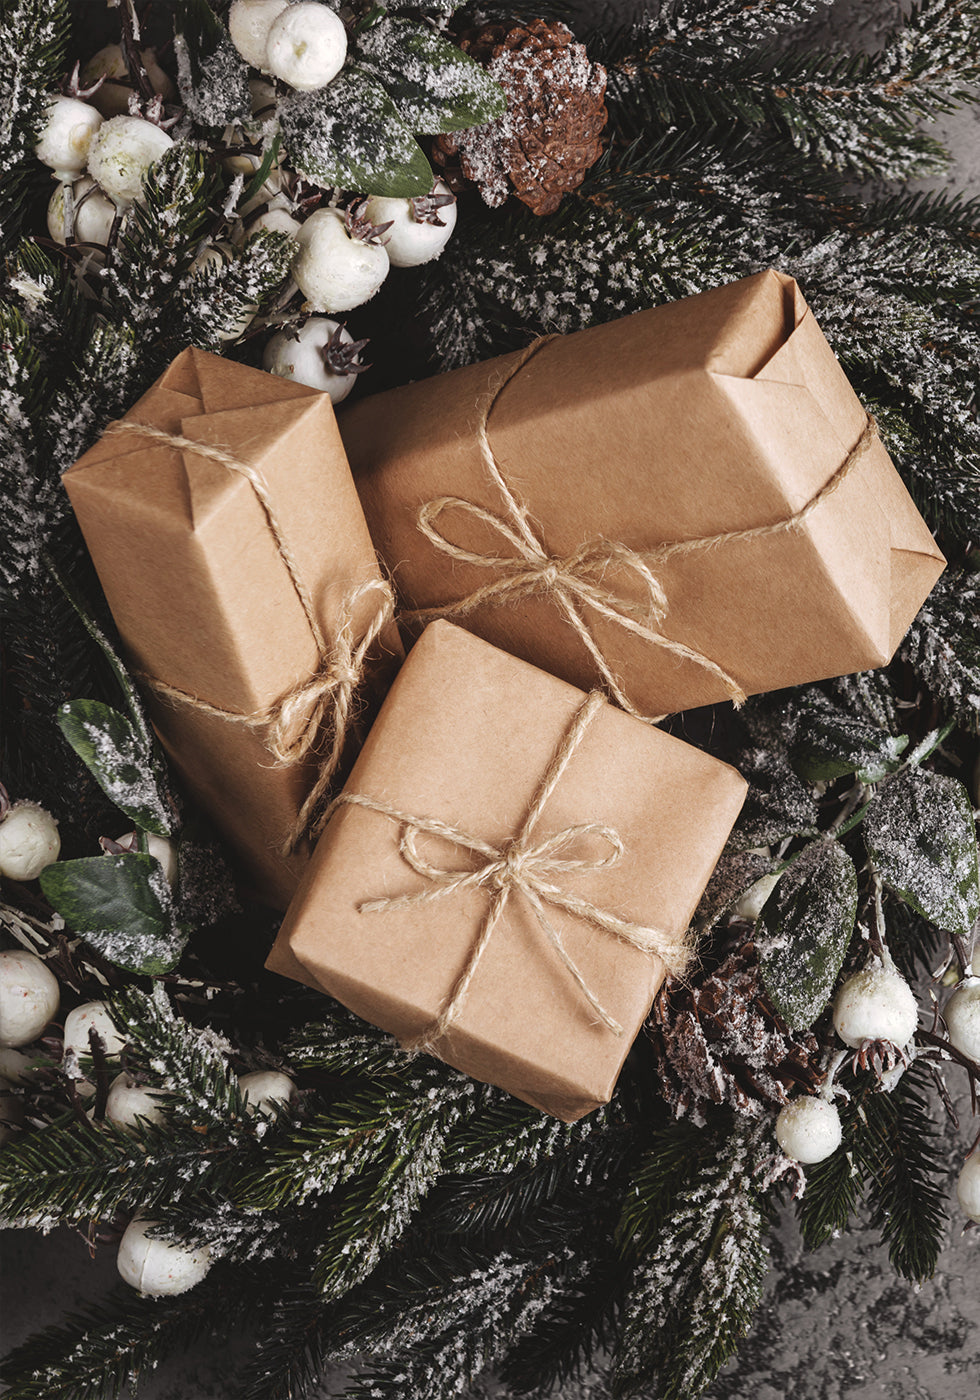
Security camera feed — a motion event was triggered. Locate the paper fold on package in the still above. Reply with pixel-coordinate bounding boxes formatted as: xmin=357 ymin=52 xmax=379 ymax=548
xmin=341 ymin=270 xmax=944 ymax=717
xmin=64 ymin=348 xmax=402 ymax=907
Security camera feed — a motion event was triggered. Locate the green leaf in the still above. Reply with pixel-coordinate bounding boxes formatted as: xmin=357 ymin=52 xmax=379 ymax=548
xmin=792 ymin=712 xmax=908 ymax=783
xmin=278 ymin=73 xmax=434 ymax=197
xmin=39 ymin=854 xmax=185 ymax=975
xmin=864 ymin=769 xmax=980 ymax=939
xmin=354 ymin=18 xmax=506 ymax=135
xmin=759 ymin=839 xmax=857 ymax=1030
xmin=57 ymin=699 xmax=173 ymax=837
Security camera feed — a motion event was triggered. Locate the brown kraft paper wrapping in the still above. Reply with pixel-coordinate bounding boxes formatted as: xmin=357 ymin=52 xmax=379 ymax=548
xmin=341 ymin=270 xmax=945 ymax=718
xmin=267 ymin=622 xmax=748 ymax=1121
xmin=63 ymin=347 xmax=403 ymax=909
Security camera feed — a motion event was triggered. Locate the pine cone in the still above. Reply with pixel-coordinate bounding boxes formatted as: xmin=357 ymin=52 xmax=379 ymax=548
xmin=432 ymin=19 xmax=607 ymax=216
xmin=648 ymin=942 xmax=822 ymax=1121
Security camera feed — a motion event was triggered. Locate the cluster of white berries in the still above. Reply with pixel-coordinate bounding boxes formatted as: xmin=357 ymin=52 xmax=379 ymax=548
xmin=35 ymin=45 xmax=177 ymax=253
xmin=229 ymin=0 xmax=348 ymax=91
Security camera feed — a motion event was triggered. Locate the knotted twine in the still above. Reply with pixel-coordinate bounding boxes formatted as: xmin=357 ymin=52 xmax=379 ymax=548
xmin=326 ymin=690 xmax=690 ymax=1053
xmin=405 ymin=337 xmax=880 ymax=721
xmin=103 ymin=419 xmax=395 ymax=854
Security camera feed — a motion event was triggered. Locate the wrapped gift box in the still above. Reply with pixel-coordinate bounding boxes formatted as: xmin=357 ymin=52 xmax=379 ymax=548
xmin=340 ymin=270 xmax=945 ymax=718
xmin=64 ymin=348 xmax=402 ymax=908
xmin=267 ymin=622 xmax=747 ymax=1120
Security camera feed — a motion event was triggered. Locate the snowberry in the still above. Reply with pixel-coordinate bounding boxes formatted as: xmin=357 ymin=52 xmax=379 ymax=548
xmin=0 ymin=802 xmax=60 ymax=881
xmin=114 ymin=831 xmax=179 ymax=889
xmin=293 ymin=207 xmax=389 ymax=313
xmin=734 ymin=870 xmax=781 ymax=922
xmin=0 ymin=949 xmax=60 ymax=1048
xmin=117 ymin=1217 xmax=212 ymax=1296
xmin=47 ymin=176 xmax=118 ymax=247
xmin=262 ymin=317 xmax=365 ymax=402
xmin=35 ymin=96 xmax=103 ymax=180
xmin=832 ymin=964 xmax=918 ymax=1050
xmin=363 ymin=182 xmax=458 ymax=268
xmin=944 ymin=979 xmax=980 ymax=1062
xmin=236 ymin=207 xmax=302 ymax=244
xmin=775 ymin=1096 xmax=842 ymax=1164
xmin=80 ymin=44 xmax=176 ymax=118
xmin=0 ymin=1046 xmax=38 ymax=1084
xmin=87 ymin=115 xmax=174 ymax=205
xmin=228 ymin=0 xmax=289 ymax=71
xmin=239 ymin=1069 xmax=297 ymax=1116
xmin=62 ymin=1001 xmax=127 ymax=1061
xmin=265 ymin=2 xmax=347 ymax=91
xmin=957 ymin=1150 xmax=980 ymax=1224
xmin=105 ymin=1072 xmax=167 ymax=1130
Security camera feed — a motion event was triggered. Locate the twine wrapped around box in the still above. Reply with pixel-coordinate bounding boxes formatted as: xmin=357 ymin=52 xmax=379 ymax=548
xmin=403 ymin=337 xmax=879 ymax=721
xmin=104 ymin=420 xmax=395 ymax=853
xmin=327 ymin=689 xmax=691 ymax=1053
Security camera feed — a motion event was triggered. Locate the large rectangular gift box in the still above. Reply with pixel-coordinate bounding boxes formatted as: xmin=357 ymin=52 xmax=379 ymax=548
xmin=64 ymin=348 xmax=402 ymax=908
xmin=267 ymin=621 xmax=748 ymax=1121
xmin=341 ymin=270 xmax=945 ymax=719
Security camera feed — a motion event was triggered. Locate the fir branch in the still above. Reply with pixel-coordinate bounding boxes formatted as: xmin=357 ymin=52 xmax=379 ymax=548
xmin=0 ymin=1269 xmax=262 ymax=1400
xmin=613 ymin=1118 xmax=773 ymax=1400
xmin=0 ymin=0 xmax=71 ymax=252
xmin=900 ymin=570 xmax=980 ymax=733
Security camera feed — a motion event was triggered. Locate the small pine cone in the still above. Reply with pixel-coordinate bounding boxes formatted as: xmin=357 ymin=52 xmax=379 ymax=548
xmin=432 ymin=19 xmax=607 ymax=216
xmin=647 ymin=942 xmax=822 ymax=1121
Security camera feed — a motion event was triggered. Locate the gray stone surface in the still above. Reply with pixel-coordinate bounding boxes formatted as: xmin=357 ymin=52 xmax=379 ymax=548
xmin=2 ymin=3 xmax=978 ymax=1398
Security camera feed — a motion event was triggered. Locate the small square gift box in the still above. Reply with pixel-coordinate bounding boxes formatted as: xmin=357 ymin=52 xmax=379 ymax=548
xmin=64 ymin=348 xmax=402 ymax=908
xmin=340 ymin=270 xmax=945 ymax=721
xmin=267 ymin=622 xmax=748 ymax=1121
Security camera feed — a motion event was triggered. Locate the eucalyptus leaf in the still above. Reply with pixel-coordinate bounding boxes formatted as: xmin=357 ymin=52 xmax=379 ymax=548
xmin=40 ymin=854 xmax=185 ymax=975
xmin=354 ymin=18 xmax=506 ymax=134
xmin=792 ymin=712 xmax=908 ymax=783
xmin=279 ymin=74 xmax=433 ymax=198
xmin=864 ymin=768 xmax=980 ymax=939
xmin=58 ymin=699 xmax=174 ymax=837
xmin=759 ymin=839 xmax=857 ymax=1030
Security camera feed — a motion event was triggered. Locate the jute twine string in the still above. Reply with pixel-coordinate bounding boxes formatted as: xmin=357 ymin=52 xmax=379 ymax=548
xmin=405 ymin=338 xmax=880 ymax=721
xmin=103 ymin=420 xmax=395 ymax=854
xmin=326 ymin=690 xmax=689 ymax=1052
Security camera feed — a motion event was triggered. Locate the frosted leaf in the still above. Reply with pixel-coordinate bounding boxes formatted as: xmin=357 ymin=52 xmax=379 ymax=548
xmin=864 ymin=768 xmax=980 ymax=940
xmin=759 ymin=839 xmax=857 ymax=1030
xmin=58 ymin=698 xmax=174 ymax=837
xmin=353 ymin=17 xmax=504 ymax=135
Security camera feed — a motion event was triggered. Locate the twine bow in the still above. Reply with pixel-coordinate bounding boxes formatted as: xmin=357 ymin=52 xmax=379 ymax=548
xmin=329 ymin=691 xmax=691 ymax=1051
xmin=406 ymin=339 xmax=880 ymax=722
xmin=104 ymin=420 xmax=394 ymax=853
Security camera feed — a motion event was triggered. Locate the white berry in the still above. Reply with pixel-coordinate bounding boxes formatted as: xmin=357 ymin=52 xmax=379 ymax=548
xmin=957 ymin=1150 xmax=980 ymax=1224
xmin=293 ymin=207 xmax=389 ymax=313
xmin=81 ymin=44 xmax=176 ymax=118
xmin=35 ymin=96 xmax=103 ymax=180
xmin=105 ymin=1072 xmax=167 ymax=1129
xmin=265 ymin=3 xmax=347 ymax=91
xmin=262 ymin=317 xmax=360 ymax=402
xmin=0 ymin=802 xmax=60 ymax=881
xmin=228 ymin=0 xmax=289 ymax=70
xmin=734 ymin=870 xmax=781 ymax=922
xmin=833 ymin=964 xmax=918 ymax=1050
xmin=115 ymin=831 xmax=179 ymax=889
xmin=234 ymin=206 xmax=301 ymax=247
xmin=62 ymin=1001 xmax=127 ymax=1060
xmin=87 ymin=115 xmax=174 ymax=205
xmin=775 ymin=1096 xmax=843 ymax=1164
xmin=363 ymin=182 xmax=458 ymax=268
xmin=117 ymin=1217 xmax=212 ymax=1296
xmin=944 ymin=979 xmax=980 ymax=1062
xmin=239 ymin=1069 xmax=297 ymax=1116
xmin=48 ymin=176 xmax=118 ymax=247
xmin=0 ymin=1046 xmax=39 ymax=1083
xmin=0 ymin=949 xmax=60 ymax=1048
